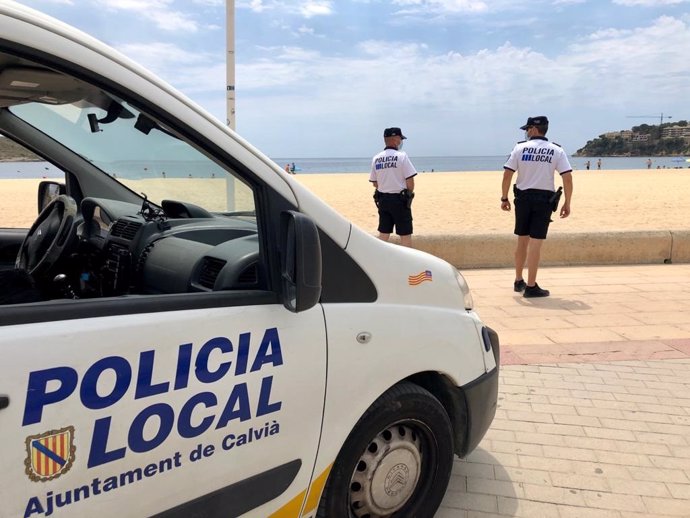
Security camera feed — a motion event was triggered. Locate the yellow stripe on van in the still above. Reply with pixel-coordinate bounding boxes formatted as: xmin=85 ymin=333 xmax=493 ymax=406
xmin=302 ymin=464 xmax=333 ymax=516
xmin=268 ymin=464 xmax=333 ymax=518
xmin=268 ymin=489 xmax=306 ymax=518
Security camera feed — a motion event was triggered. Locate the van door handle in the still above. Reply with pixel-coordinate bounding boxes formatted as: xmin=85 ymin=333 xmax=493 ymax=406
xmin=0 ymin=395 xmax=9 ymax=410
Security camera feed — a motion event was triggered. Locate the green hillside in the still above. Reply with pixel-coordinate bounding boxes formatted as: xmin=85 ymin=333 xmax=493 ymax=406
xmin=575 ymin=120 xmax=690 ymax=157
xmin=0 ymin=136 xmax=40 ymax=161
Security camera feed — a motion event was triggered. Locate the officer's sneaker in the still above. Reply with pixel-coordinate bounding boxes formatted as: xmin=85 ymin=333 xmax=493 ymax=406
xmin=513 ymin=279 xmax=526 ymax=292
xmin=524 ymin=283 xmax=550 ymax=298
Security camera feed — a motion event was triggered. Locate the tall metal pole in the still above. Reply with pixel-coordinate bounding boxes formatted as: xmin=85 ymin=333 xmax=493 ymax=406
xmin=226 ymin=0 xmax=236 ymax=130
xmin=225 ymin=0 xmax=236 ymax=211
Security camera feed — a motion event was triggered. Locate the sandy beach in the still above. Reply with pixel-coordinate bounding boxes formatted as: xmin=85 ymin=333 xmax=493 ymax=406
xmin=2 ymin=169 xmax=690 ymax=236
xmin=295 ymin=169 xmax=690 ymax=236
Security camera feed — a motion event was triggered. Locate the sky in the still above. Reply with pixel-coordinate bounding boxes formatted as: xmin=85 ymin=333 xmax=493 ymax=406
xmin=14 ymin=0 xmax=690 ymax=158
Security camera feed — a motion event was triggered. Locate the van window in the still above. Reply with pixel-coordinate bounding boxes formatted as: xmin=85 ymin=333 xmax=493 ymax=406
xmin=0 ymin=56 xmax=268 ymax=315
xmin=10 ymin=101 xmax=255 ymax=212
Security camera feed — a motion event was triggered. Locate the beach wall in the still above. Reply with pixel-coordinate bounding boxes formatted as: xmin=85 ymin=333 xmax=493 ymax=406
xmin=414 ymin=230 xmax=690 ymax=269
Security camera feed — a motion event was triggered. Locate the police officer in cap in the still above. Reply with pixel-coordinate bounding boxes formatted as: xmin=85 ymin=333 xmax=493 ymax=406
xmin=501 ymin=116 xmax=573 ymax=297
xmin=369 ymin=127 xmax=418 ymax=247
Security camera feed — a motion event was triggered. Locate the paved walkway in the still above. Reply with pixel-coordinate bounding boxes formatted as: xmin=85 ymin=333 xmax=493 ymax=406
xmin=437 ymin=264 xmax=690 ymax=518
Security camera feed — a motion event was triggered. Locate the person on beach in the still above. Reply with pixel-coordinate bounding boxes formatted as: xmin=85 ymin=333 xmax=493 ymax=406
xmin=597 ymin=158 xmax=602 ymax=170
xmin=647 ymin=158 xmax=652 ymax=169
xmin=500 ymin=116 xmax=573 ymax=298
xmin=369 ymin=127 xmax=417 ymax=247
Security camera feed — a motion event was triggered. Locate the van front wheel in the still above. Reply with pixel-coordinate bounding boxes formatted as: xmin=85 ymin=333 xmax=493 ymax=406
xmin=317 ymin=382 xmax=454 ymax=518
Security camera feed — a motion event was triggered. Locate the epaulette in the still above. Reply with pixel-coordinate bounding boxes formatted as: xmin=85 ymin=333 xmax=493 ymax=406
xmin=517 ymin=140 xmax=526 ymax=144
xmin=553 ymin=142 xmax=562 ymax=147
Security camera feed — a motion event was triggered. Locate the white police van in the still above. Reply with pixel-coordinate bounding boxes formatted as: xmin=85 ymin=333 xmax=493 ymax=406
xmin=0 ymin=3 xmax=499 ymax=517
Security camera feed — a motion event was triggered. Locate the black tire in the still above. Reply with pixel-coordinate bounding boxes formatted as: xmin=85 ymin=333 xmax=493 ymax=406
xmin=317 ymin=382 xmax=454 ymax=518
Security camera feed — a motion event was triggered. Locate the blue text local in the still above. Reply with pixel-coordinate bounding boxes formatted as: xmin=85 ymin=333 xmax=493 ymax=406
xmin=521 ymin=147 xmax=555 ymax=163
xmin=521 ymin=154 xmax=554 ymax=163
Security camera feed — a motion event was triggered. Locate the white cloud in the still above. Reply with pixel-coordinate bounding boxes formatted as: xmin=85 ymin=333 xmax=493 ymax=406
xmin=274 ymin=46 xmax=322 ymax=60
xmin=117 ymin=42 xmax=205 ymax=67
xmin=97 ymin=0 xmax=199 ymax=32
xmin=613 ymin=0 xmax=688 ymax=5
xmin=49 ymin=1 xmax=685 ymax=155
xmin=239 ymin=0 xmax=267 ymax=12
xmin=237 ymin=0 xmax=333 ymax=17
xmin=392 ymin=0 xmax=489 ymax=13
xmin=297 ymin=25 xmax=315 ymax=35
xmin=570 ymin=15 xmax=688 ymax=74
xmin=299 ymin=1 xmax=333 ymax=17
xmin=116 ymin=42 xmax=225 ymax=96
xmin=228 ymin=14 xmax=690 ymax=154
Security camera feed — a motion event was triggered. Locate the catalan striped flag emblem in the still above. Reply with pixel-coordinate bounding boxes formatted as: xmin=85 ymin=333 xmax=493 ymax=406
xmin=25 ymin=426 xmax=76 ymax=482
xmin=408 ymin=270 xmax=433 ymax=286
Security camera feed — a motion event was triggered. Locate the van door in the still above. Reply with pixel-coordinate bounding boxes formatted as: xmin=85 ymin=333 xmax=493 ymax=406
xmin=0 ymin=30 xmax=328 ymax=518
xmin=0 ymin=303 xmax=326 ymax=518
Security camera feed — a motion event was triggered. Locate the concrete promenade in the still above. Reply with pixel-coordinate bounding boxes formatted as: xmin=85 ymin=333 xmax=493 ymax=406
xmin=436 ymin=264 xmax=690 ymax=518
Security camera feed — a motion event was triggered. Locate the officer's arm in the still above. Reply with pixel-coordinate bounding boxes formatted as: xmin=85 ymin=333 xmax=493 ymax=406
xmin=502 ymin=168 xmax=514 ymax=199
xmin=372 ymin=181 xmax=379 ymax=189
xmin=561 ymin=172 xmax=573 ymax=217
xmin=406 ymin=176 xmax=414 ymax=192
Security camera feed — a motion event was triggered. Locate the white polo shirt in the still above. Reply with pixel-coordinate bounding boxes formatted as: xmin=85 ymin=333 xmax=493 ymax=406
xmin=504 ymin=136 xmax=572 ymax=191
xmin=369 ymin=148 xmax=418 ymax=193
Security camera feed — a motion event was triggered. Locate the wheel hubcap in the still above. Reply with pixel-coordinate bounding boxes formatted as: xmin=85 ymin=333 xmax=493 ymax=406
xmin=349 ymin=423 xmax=423 ymax=517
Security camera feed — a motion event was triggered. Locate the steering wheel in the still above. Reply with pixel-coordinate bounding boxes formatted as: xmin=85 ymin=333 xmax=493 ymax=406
xmin=16 ymin=194 xmax=78 ymax=277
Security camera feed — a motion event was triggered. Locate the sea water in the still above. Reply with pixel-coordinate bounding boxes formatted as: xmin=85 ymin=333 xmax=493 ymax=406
xmin=0 ymin=155 xmax=688 ymax=179
xmin=273 ymin=155 xmax=690 ymax=173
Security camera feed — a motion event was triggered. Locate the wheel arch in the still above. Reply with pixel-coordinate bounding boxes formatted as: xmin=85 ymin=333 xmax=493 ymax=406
xmin=404 ymin=371 xmax=470 ymax=458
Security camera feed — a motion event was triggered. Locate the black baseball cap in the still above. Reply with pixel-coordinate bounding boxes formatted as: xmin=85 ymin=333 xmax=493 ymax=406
xmin=384 ymin=127 xmax=407 ymax=139
xmin=520 ymin=116 xmax=549 ymax=130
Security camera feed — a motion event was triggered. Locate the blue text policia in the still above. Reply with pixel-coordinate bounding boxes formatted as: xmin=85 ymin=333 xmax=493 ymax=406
xmin=374 ymin=155 xmax=399 ymax=170
xmin=521 ymin=147 xmax=555 ymax=163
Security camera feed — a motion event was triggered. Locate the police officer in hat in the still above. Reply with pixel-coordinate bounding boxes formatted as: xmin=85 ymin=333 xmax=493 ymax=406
xmin=369 ymin=127 xmax=418 ymax=247
xmin=501 ymin=116 xmax=573 ymax=298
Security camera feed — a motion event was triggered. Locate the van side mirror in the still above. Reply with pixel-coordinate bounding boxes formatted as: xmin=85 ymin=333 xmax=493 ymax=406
xmin=37 ymin=181 xmax=66 ymax=213
xmin=280 ymin=211 xmax=322 ymax=312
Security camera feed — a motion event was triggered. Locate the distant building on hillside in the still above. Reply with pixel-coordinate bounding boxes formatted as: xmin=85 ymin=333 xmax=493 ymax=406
xmin=603 ymin=130 xmax=633 ymax=140
xmin=576 ymin=120 xmax=689 ymax=156
xmin=661 ymin=125 xmax=690 ymax=141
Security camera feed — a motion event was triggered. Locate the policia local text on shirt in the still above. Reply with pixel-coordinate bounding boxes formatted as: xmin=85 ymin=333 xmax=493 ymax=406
xmin=369 ymin=127 xmax=418 ymax=248
xmin=501 ymin=116 xmax=573 ymax=298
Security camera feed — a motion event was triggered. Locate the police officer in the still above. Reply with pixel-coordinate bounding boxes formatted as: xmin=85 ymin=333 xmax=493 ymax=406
xmin=369 ymin=127 xmax=417 ymax=247
xmin=501 ymin=116 xmax=573 ymax=298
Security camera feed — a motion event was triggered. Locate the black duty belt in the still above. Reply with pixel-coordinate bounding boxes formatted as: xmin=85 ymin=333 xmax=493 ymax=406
xmin=513 ymin=185 xmax=562 ymax=211
xmin=514 ymin=187 xmax=552 ymax=196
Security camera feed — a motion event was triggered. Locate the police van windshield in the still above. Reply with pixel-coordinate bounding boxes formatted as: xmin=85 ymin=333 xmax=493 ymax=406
xmin=10 ymin=94 xmax=254 ymax=215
